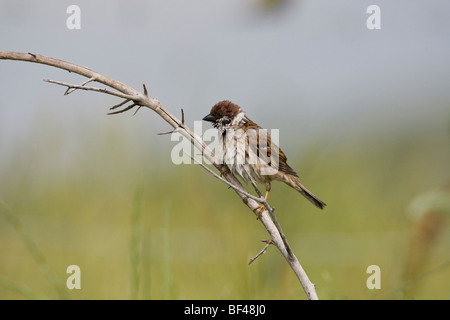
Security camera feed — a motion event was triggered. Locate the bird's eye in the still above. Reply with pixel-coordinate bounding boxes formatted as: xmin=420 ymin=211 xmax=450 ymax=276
xmin=221 ymin=118 xmax=231 ymax=125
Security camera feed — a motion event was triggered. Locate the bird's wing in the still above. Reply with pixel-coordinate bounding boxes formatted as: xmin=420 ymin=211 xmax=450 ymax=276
xmin=244 ymin=117 xmax=298 ymax=177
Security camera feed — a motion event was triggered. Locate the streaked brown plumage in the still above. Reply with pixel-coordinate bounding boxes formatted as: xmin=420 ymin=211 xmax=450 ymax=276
xmin=203 ymin=100 xmax=326 ymax=212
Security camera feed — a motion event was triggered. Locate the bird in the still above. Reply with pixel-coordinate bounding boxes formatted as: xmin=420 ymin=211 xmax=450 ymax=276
xmin=202 ymin=100 xmax=326 ymax=217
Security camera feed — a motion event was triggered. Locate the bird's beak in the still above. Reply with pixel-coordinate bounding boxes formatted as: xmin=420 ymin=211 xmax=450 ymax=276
xmin=202 ymin=114 xmax=217 ymax=122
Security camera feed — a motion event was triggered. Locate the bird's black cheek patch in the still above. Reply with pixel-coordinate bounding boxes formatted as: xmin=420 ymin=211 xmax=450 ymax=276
xmin=221 ymin=118 xmax=231 ymax=126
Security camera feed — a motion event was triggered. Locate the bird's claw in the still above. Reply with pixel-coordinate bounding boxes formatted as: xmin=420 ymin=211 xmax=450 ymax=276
xmin=255 ymin=204 xmax=265 ymax=220
xmin=220 ymin=166 xmax=231 ymax=177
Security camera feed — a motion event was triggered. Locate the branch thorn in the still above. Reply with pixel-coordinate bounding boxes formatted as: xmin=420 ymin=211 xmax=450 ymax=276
xmin=107 ymin=102 xmax=138 ymax=115
xmin=143 ymin=83 xmax=148 ymax=96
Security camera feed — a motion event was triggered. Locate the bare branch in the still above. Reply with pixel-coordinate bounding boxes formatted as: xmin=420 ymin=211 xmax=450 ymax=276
xmin=110 ymin=99 xmax=131 ymax=111
xmin=187 ymin=153 xmax=266 ymax=204
xmin=157 ymin=109 xmax=185 ymax=135
xmin=157 ymin=129 xmax=177 ymax=136
xmin=107 ymin=103 xmax=139 ymax=115
xmin=241 ymin=166 xmax=274 ymax=215
xmin=241 ymin=166 xmax=294 ymax=257
xmin=64 ymin=76 xmax=97 ymax=95
xmin=0 ymin=50 xmax=319 ymax=300
xmin=248 ymin=240 xmax=273 ymax=265
xmin=44 ymin=79 xmax=136 ymax=100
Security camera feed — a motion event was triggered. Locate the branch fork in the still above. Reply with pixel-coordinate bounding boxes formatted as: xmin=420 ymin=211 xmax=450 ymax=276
xmin=248 ymin=240 xmax=273 ymax=265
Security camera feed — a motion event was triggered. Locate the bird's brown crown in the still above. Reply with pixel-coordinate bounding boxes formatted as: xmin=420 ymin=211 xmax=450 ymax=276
xmin=209 ymin=100 xmax=242 ymax=118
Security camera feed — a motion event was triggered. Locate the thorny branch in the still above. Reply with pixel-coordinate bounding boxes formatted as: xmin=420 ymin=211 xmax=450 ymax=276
xmin=242 ymin=166 xmax=293 ymax=257
xmin=0 ymin=51 xmax=319 ymax=300
xmin=186 ymin=152 xmax=266 ymax=204
xmin=44 ymin=79 xmax=135 ymax=100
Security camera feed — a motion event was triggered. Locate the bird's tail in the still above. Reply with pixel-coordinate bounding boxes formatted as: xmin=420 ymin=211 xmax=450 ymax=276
xmin=289 ymin=176 xmax=326 ymax=209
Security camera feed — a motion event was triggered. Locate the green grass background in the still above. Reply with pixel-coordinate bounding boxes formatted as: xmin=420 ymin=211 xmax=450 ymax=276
xmin=1 ymin=108 xmax=449 ymax=300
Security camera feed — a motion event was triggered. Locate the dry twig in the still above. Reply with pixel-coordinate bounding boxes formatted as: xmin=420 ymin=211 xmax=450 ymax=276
xmin=0 ymin=51 xmax=319 ymax=300
xmin=248 ymin=240 xmax=273 ymax=265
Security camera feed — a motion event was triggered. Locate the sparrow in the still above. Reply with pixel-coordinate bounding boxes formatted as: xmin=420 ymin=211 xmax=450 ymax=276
xmin=203 ymin=100 xmax=326 ymax=216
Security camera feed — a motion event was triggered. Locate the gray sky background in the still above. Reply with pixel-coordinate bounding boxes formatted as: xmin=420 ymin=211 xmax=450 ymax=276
xmin=1 ymin=0 xmax=450 ymax=158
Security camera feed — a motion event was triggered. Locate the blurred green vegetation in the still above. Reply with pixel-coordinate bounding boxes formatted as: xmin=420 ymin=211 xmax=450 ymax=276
xmin=0 ymin=112 xmax=449 ymax=300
